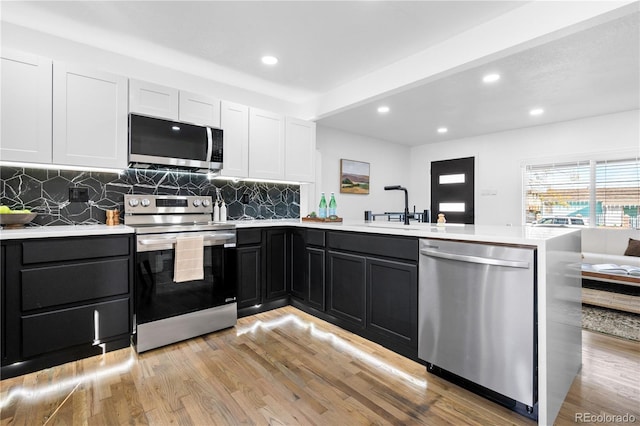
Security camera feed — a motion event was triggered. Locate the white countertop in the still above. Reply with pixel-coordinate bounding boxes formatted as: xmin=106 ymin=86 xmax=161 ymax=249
xmin=0 ymin=224 xmax=134 ymax=240
xmin=233 ymin=219 xmax=579 ymax=246
xmin=0 ymin=219 xmax=579 ymax=246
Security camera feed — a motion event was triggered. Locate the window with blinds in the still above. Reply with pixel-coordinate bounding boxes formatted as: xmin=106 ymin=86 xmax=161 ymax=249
xmin=525 ymin=162 xmax=590 ymax=224
xmin=524 ymin=157 xmax=640 ymax=228
xmin=596 ymin=158 xmax=640 ymax=227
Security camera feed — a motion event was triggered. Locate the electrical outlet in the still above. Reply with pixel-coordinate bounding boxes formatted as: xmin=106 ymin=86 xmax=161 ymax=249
xmin=69 ymin=187 xmax=89 ymax=202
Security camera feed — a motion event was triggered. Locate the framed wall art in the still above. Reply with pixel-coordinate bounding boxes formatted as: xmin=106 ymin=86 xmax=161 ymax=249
xmin=340 ymin=159 xmax=370 ymax=194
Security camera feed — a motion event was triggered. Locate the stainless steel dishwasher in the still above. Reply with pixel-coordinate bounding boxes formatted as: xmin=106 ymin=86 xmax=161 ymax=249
xmin=418 ymin=238 xmax=537 ymax=418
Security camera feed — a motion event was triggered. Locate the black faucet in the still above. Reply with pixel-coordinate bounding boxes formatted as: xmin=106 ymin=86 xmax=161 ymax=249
xmin=384 ymin=185 xmax=410 ymax=225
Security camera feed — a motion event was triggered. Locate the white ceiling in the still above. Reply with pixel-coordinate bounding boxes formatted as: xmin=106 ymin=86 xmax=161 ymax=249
xmin=2 ymin=1 xmax=639 ymax=146
xmin=320 ymin=10 xmax=640 ymax=145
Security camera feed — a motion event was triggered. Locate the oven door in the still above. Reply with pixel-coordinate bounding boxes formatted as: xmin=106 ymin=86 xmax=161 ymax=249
xmin=135 ymin=243 xmax=235 ymax=325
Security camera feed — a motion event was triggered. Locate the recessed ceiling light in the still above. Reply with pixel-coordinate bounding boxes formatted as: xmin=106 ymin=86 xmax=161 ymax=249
xmin=377 ymin=106 xmax=390 ymax=113
xmin=437 ymin=127 xmax=448 ymax=134
xmin=171 ymin=126 xmax=180 ymax=131
xmin=529 ymin=108 xmax=544 ymax=116
xmin=483 ymin=73 xmax=501 ymax=83
xmin=261 ymin=55 xmax=278 ymax=65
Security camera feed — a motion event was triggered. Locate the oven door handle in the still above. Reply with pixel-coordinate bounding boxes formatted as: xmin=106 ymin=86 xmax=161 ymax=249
xmin=138 ymin=233 xmax=236 ymax=247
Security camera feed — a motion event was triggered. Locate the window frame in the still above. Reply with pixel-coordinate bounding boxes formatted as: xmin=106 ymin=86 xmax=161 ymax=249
xmin=522 ymin=154 xmax=639 ymax=228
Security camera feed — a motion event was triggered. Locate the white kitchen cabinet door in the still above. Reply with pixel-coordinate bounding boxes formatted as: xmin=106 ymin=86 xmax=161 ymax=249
xmin=249 ymin=108 xmax=285 ymax=180
xmin=285 ymin=117 xmax=316 ymax=183
xmin=129 ymin=79 xmax=178 ymax=120
xmin=0 ymin=51 xmax=52 ymax=164
xmin=220 ymin=101 xmax=249 ymax=178
xmin=52 ymin=63 xmax=128 ymax=168
xmin=179 ymin=91 xmax=221 ymax=127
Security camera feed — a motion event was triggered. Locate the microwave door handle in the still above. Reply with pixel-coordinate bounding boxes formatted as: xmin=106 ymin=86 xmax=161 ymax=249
xmin=205 ymin=127 xmax=213 ymax=162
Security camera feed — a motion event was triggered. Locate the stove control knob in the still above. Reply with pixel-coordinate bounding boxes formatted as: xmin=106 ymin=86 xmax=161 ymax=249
xmin=128 ymin=198 xmax=139 ymax=207
xmin=202 ymin=199 xmax=211 ymax=207
xmin=193 ymin=199 xmax=201 ymax=207
xmin=141 ymin=198 xmax=151 ymax=207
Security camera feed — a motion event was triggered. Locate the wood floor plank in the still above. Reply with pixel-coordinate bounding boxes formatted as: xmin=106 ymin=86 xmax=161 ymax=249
xmin=2 ymin=305 xmax=638 ymax=425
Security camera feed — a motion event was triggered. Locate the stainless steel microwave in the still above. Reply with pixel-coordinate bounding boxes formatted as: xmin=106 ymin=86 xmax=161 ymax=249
xmin=128 ymin=113 xmax=223 ymax=173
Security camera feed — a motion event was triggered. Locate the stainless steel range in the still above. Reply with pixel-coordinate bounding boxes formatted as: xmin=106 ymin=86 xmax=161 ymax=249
xmin=124 ymin=194 xmax=237 ymax=352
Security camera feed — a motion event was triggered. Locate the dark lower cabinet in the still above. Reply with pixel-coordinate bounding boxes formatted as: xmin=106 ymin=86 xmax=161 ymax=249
xmin=290 ymin=230 xmax=306 ymax=300
xmin=290 ymin=229 xmax=326 ymax=312
xmin=1 ymin=244 xmax=5 ymax=363
xmin=236 ymin=246 xmax=262 ymax=309
xmin=327 ymin=251 xmax=366 ymax=327
xmin=22 ymin=298 xmax=130 ymax=358
xmin=325 ymin=231 xmax=419 ymax=359
xmin=265 ymin=229 xmax=289 ymax=300
xmin=235 ymin=228 xmax=289 ymax=318
xmin=289 ymin=229 xmax=418 ymax=358
xmin=1 ymin=234 xmax=134 ymax=379
xmin=367 ymin=257 xmax=418 ymax=349
xmin=307 ymin=247 xmax=325 ymax=311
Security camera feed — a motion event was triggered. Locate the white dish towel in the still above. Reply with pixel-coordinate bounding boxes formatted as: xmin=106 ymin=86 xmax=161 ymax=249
xmin=173 ymin=235 xmax=204 ymax=282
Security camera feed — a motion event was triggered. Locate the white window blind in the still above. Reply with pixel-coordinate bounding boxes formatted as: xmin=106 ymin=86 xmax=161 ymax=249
xmin=595 ymin=158 xmax=640 ymax=227
xmin=524 ymin=157 xmax=640 ymax=228
xmin=524 ymin=161 xmax=590 ymax=224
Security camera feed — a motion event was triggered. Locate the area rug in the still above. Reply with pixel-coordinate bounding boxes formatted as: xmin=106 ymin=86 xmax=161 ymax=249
xmin=582 ymin=305 xmax=640 ymax=341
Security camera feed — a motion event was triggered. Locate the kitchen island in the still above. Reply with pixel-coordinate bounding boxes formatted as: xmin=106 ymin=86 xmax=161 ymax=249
xmin=235 ymin=219 xmax=582 ymax=426
xmin=1 ymin=220 xmax=580 ymax=425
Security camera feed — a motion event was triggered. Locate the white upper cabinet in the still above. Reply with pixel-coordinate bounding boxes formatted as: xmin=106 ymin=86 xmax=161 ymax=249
xmin=220 ymin=101 xmax=249 ymax=178
xmin=0 ymin=51 xmax=53 ymax=164
xmin=129 ymin=79 xmax=178 ymax=120
xmin=285 ymin=117 xmax=316 ymax=183
xmin=130 ymin=80 xmax=221 ymax=127
xmin=179 ymin=91 xmax=221 ymax=127
xmin=52 ymin=63 xmax=128 ymax=168
xmin=248 ymin=108 xmax=285 ymax=180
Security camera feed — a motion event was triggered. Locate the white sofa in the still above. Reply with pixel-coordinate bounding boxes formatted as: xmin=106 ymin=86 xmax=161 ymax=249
xmin=582 ymin=228 xmax=640 ymax=267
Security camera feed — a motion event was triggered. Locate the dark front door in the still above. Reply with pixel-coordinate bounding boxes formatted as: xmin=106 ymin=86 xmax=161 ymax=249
xmin=430 ymin=156 xmax=475 ymax=224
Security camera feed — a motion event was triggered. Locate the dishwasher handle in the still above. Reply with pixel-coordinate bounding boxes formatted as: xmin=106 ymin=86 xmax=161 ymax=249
xmin=420 ymin=248 xmax=530 ymax=269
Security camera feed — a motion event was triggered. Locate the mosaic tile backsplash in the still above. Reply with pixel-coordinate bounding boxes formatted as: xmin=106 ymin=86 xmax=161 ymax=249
xmin=0 ymin=167 xmax=300 ymax=226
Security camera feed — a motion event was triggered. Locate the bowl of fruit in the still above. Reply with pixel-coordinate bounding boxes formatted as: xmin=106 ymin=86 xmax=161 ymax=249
xmin=0 ymin=206 xmax=37 ymax=229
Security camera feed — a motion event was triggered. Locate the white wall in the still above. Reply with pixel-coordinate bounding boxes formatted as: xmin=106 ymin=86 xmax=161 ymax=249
xmin=409 ymin=110 xmax=640 ymax=226
xmin=315 ymin=126 xmax=412 ymax=220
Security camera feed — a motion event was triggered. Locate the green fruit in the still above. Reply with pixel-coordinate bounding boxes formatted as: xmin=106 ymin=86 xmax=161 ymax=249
xmin=0 ymin=206 xmax=10 ymax=214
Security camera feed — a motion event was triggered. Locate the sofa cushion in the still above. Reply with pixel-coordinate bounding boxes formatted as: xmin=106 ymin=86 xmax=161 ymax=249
xmin=624 ymin=238 xmax=640 ymax=257
xmin=582 ymin=252 xmax=640 ymax=267
xmin=582 ymin=228 xmax=640 ymax=267
xmin=582 ymin=228 xmax=640 ymax=256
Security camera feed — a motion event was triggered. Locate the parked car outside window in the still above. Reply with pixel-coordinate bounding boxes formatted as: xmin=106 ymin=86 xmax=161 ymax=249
xmin=533 ymin=216 xmax=586 ymax=227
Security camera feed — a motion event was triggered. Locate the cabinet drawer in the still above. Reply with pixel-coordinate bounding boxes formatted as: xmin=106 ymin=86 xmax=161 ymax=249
xmin=22 ymin=235 xmax=130 ymax=264
xmin=22 ymin=298 xmax=130 ymax=358
xmin=306 ymin=229 xmax=325 ymax=247
xmin=326 ymin=232 xmax=418 ymax=262
xmin=21 ymin=258 xmax=130 ymax=311
xmin=237 ymin=229 xmax=262 ymax=245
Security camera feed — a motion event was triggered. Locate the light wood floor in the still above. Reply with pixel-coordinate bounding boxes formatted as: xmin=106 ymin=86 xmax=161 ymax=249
xmin=1 ymin=306 xmax=638 ymax=425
